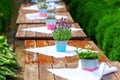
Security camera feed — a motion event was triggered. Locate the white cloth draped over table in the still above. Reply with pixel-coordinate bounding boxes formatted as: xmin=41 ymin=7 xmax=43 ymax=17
xmin=25 ymin=45 xmax=77 ymax=58
xmin=48 ymin=61 xmax=118 ymax=80
xmin=23 ymin=3 xmax=64 ymax=11
xmin=21 ymin=26 xmax=82 ymax=34
xmin=25 ymin=12 xmax=68 ymax=20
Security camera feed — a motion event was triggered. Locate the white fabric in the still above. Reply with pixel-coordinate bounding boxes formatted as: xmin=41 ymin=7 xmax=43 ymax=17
xmin=55 ymin=15 xmax=67 ymax=20
xmin=48 ymin=61 xmax=118 ymax=80
xmin=22 ymin=3 xmax=64 ymax=11
xmin=25 ymin=12 xmax=67 ymax=20
xmin=25 ymin=45 xmax=77 ymax=58
xmin=48 ymin=2 xmax=64 ymax=9
xmin=25 ymin=13 xmax=46 ymax=20
xmin=21 ymin=27 xmax=82 ymax=34
xmin=22 ymin=27 xmax=52 ymax=34
xmin=23 ymin=5 xmax=39 ymax=10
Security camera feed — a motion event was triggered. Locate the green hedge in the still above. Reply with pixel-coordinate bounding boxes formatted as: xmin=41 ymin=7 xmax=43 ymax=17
xmin=64 ymin=0 xmax=71 ymax=4
xmin=67 ymin=0 xmax=120 ymax=61
xmin=109 ymin=36 xmax=120 ymax=61
xmin=0 ymin=0 xmax=12 ymax=34
xmin=103 ymin=22 xmax=120 ymax=58
xmin=96 ymin=8 xmax=120 ymax=48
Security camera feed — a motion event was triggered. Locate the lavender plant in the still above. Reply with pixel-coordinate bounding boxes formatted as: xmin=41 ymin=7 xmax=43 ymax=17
xmin=52 ymin=17 xmax=72 ymax=40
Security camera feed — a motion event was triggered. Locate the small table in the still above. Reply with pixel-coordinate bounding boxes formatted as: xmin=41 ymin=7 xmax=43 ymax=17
xmin=16 ymin=12 xmax=74 ymax=24
xmin=15 ymin=23 xmax=87 ymax=40
xmin=19 ymin=2 xmax=67 ymax=13
xmin=24 ymin=40 xmax=119 ymax=80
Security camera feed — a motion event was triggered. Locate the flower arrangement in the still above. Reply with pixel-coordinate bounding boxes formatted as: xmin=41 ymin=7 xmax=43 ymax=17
xmin=75 ymin=45 xmax=102 ymax=71
xmin=52 ymin=17 xmax=72 ymax=41
xmin=37 ymin=2 xmax=48 ymax=17
xmin=75 ymin=45 xmax=101 ymax=59
xmin=46 ymin=12 xmax=56 ymax=19
xmin=37 ymin=0 xmax=46 ymax=3
xmin=38 ymin=2 xmax=47 ymax=9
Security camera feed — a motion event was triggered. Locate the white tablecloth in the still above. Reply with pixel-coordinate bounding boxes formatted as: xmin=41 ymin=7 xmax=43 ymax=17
xmin=48 ymin=61 xmax=118 ymax=80
xmin=25 ymin=45 xmax=77 ymax=58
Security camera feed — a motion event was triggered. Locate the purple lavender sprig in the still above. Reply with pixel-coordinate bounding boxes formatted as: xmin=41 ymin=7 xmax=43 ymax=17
xmin=52 ymin=17 xmax=72 ymax=40
xmin=57 ymin=17 xmax=72 ymax=29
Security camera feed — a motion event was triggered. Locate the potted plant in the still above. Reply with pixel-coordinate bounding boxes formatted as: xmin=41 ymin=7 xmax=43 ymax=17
xmin=37 ymin=1 xmax=47 ymax=17
xmin=75 ymin=45 xmax=101 ymax=72
xmin=52 ymin=17 xmax=72 ymax=52
xmin=46 ymin=12 xmax=56 ymax=30
xmin=37 ymin=0 xmax=45 ymax=2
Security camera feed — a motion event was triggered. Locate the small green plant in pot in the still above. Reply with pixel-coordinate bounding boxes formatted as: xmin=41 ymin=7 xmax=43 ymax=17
xmin=37 ymin=1 xmax=47 ymax=17
xmin=46 ymin=11 xmax=56 ymax=30
xmin=75 ymin=45 xmax=101 ymax=72
xmin=37 ymin=0 xmax=46 ymax=3
xmin=52 ymin=17 xmax=72 ymax=52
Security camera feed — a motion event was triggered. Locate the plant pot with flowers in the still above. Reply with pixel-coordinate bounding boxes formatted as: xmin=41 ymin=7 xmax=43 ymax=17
xmin=75 ymin=45 xmax=102 ymax=72
xmin=46 ymin=11 xmax=56 ymax=30
xmin=52 ymin=17 xmax=72 ymax=52
xmin=37 ymin=1 xmax=47 ymax=17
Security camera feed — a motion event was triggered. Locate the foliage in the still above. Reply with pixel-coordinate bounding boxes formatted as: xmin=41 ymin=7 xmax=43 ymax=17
xmin=64 ymin=0 xmax=71 ymax=4
xmin=96 ymin=8 xmax=120 ymax=48
xmin=75 ymin=45 xmax=101 ymax=59
xmin=46 ymin=12 xmax=56 ymax=19
xmin=38 ymin=2 xmax=47 ymax=9
xmin=102 ymin=22 xmax=120 ymax=57
xmin=0 ymin=0 xmax=12 ymax=34
xmin=109 ymin=36 xmax=120 ymax=61
xmin=68 ymin=0 xmax=120 ymax=61
xmin=37 ymin=0 xmax=45 ymax=2
xmin=0 ymin=36 xmax=20 ymax=80
xmin=68 ymin=0 xmax=81 ymax=19
xmin=75 ymin=0 xmax=119 ymax=41
xmin=52 ymin=18 xmax=72 ymax=41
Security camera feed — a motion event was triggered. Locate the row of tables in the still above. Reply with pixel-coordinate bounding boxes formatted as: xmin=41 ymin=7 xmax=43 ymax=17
xmin=15 ymin=1 xmax=119 ymax=80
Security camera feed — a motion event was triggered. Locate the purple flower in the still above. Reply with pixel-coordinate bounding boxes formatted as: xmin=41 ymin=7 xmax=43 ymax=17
xmin=57 ymin=17 xmax=71 ymax=29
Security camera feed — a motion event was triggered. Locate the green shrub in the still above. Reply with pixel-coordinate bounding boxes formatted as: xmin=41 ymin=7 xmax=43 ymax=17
xmin=68 ymin=0 xmax=120 ymax=61
xmin=68 ymin=0 xmax=81 ymax=19
xmin=109 ymin=37 xmax=120 ymax=61
xmin=102 ymin=22 xmax=120 ymax=58
xmin=0 ymin=0 xmax=12 ymax=22
xmin=0 ymin=36 xmax=20 ymax=80
xmin=64 ymin=0 xmax=71 ymax=4
xmin=96 ymin=8 xmax=120 ymax=48
xmin=75 ymin=0 xmax=120 ymax=41
xmin=0 ymin=0 xmax=12 ymax=34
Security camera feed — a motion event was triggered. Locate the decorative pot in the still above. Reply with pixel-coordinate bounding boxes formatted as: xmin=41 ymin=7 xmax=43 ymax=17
xmin=80 ymin=59 xmax=98 ymax=72
xmin=39 ymin=8 xmax=47 ymax=17
xmin=46 ymin=19 xmax=56 ymax=30
xmin=55 ymin=41 xmax=67 ymax=52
